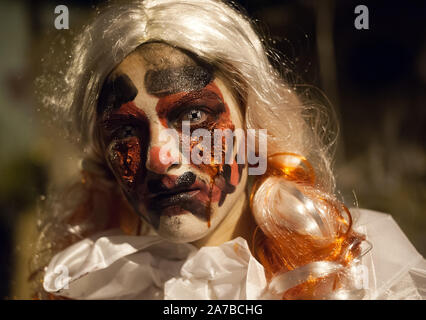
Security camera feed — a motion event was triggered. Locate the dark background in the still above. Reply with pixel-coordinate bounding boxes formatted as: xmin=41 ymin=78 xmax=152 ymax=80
xmin=0 ymin=0 xmax=424 ymax=298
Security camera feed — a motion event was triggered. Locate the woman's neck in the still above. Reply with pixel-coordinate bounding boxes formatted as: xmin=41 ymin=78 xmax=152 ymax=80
xmin=191 ymin=192 xmax=257 ymax=249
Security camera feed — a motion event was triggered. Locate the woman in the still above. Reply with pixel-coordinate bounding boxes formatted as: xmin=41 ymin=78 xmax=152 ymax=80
xmin=33 ymin=0 xmax=425 ymax=299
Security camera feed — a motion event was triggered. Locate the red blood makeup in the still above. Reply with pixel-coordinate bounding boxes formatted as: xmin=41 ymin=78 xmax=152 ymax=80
xmin=97 ymin=51 xmax=245 ymax=234
xmin=151 ymin=82 xmax=243 ymax=226
xmin=100 ymin=101 xmax=150 ymax=194
xmin=108 ymin=136 xmax=141 ymax=189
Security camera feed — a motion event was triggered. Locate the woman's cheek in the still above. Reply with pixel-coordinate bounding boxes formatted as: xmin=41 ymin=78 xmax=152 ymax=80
xmin=189 ymin=115 xmax=243 ymax=207
xmin=107 ymin=136 xmax=142 ymax=191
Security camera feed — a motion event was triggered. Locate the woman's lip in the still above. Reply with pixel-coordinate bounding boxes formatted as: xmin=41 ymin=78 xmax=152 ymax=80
xmin=148 ymin=189 xmax=201 ymax=209
xmin=147 ymin=188 xmax=200 ymax=199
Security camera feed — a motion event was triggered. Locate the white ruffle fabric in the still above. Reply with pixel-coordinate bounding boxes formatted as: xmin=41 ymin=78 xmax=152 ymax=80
xmin=43 ymin=209 xmax=426 ymax=300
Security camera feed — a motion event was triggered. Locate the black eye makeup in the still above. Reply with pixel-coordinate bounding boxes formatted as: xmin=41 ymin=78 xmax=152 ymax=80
xmin=98 ymin=99 xmax=150 ymax=145
xmin=97 ymin=73 xmax=139 ymax=114
xmin=100 ymin=117 xmax=146 ymax=143
xmin=113 ymin=124 xmax=139 ymax=139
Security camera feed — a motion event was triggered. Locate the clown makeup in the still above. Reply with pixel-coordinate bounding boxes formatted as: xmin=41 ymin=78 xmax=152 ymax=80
xmin=97 ymin=42 xmax=247 ymax=243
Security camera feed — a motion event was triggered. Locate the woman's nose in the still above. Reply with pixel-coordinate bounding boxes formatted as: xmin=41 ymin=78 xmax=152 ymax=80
xmin=146 ymin=146 xmax=176 ymax=174
xmin=145 ymin=125 xmax=180 ymax=174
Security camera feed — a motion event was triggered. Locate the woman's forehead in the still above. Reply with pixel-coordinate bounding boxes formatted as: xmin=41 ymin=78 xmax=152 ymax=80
xmin=134 ymin=42 xmax=202 ymax=69
xmin=111 ymin=42 xmax=213 ymax=96
xmin=98 ymin=42 xmax=215 ymax=115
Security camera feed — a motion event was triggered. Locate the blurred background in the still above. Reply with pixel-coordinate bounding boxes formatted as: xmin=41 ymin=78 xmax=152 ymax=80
xmin=0 ymin=0 xmax=424 ymax=299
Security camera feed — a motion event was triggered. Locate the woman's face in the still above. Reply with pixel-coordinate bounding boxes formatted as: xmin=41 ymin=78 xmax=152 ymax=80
xmin=97 ymin=42 xmax=247 ymax=242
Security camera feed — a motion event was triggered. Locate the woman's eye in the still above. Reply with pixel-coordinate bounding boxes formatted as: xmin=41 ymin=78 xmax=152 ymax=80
xmin=115 ymin=125 xmax=137 ymax=139
xmin=183 ymin=109 xmax=207 ymax=124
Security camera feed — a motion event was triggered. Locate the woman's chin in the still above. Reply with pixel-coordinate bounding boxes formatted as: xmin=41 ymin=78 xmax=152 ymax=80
xmin=155 ymin=211 xmax=215 ymax=243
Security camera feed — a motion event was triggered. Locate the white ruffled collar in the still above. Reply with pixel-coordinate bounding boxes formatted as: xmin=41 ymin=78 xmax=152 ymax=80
xmin=43 ymin=209 xmax=426 ymax=300
xmin=43 ymin=232 xmax=269 ymax=299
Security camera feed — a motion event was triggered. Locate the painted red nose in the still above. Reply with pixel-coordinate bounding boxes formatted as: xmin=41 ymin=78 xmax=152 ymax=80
xmin=146 ymin=146 xmax=176 ymax=174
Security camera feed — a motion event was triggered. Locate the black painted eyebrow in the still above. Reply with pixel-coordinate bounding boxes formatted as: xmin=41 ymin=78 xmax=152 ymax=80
xmin=97 ymin=73 xmax=139 ymax=114
xmin=144 ymin=65 xmax=213 ymax=97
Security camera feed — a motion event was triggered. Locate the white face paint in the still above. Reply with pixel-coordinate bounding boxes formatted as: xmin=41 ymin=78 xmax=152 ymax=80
xmin=98 ymin=43 xmax=247 ymax=242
